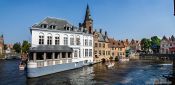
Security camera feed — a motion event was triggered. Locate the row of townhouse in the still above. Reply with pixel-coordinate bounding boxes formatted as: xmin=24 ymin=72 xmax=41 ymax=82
xmin=160 ymin=35 xmax=175 ymax=54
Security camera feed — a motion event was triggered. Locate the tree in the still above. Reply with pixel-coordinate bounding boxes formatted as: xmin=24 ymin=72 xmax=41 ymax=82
xmin=141 ymin=38 xmax=151 ymax=53
xmin=13 ymin=42 xmax=21 ymax=53
xmin=150 ymin=36 xmax=160 ymax=53
xmin=21 ymin=40 xmax=31 ymax=53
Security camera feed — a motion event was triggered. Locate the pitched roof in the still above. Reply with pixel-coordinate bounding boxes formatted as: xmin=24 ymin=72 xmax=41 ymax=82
xmin=94 ymin=29 xmax=109 ymax=42
xmin=29 ymin=45 xmax=73 ymax=52
xmin=108 ymin=38 xmax=125 ymax=48
xmin=32 ymin=17 xmax=78 ymax=30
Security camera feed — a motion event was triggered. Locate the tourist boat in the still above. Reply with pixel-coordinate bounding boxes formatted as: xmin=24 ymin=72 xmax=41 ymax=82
xmin=19 ymin=64 xmax=25 ymax=70
xmin=106 ymin=62 xmax=115 ymax=68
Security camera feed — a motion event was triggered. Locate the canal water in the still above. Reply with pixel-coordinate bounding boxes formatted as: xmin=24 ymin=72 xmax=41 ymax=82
xmin=0 ymin=59 xmax=173 ymax=85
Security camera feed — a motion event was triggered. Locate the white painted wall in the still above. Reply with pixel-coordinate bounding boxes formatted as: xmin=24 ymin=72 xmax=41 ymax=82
xmin=31 ymin=28 xmax=93 ymax=63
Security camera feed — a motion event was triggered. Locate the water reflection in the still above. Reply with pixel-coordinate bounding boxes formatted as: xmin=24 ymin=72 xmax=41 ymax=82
xmin=0 ymin=59 xmax=173 ymax=85
xmin=0 ymin=59 xmax=26 ymax=85
xmin=27 ymin=60 xmax=173 ymax=85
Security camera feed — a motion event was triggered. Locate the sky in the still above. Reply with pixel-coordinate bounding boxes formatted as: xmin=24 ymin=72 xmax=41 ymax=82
xmin=0 ymin=0 xmax=175 ymax=44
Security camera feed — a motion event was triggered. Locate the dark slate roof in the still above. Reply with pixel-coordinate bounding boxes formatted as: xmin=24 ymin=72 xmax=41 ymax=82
xmin=171 ymin=35 xmax=175 ymax=41
xmin=29 ymin=45 xmax=73 ymax=52
xmin=95 ymin=31 xmax=109 ymax=42
xmin=162 ymin=36 xmax=168 ymax=41
xmin=32 ymin=17 xmax=78 ymax=30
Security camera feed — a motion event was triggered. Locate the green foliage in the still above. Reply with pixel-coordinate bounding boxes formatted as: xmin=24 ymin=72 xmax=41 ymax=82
xmin=21 ymin=40 xmax=31 ymax=53
xmin=150 ymin=36 xmax=160 ymax=53
xmin=13 ymin=42 xmax=21 ymax=53
xmin=141 ymin=38 xmax=151 ymax=52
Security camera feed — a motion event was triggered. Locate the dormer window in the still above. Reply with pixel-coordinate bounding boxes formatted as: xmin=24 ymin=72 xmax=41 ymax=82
xmin=50 ymin=25 xmax=56 ymax=29
xmin=67 ymin=27 xmax=69 ymax=31
xmin=41 ymin=24 xmax=47 ymax=28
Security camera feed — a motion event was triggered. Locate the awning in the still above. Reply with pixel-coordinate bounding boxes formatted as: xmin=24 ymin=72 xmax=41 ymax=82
xmin=29 ymin=45 xmax=73 ymax=52
xmin=169 ymin=47 xmax=175 ymax=52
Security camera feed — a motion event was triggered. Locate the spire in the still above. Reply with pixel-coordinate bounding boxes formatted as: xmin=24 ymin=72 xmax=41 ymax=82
xmin=84 ymin=4 xmax=92 ymax=22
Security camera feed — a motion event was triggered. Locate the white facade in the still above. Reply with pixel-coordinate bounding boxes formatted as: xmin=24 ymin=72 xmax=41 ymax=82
xmin=160 ymin=40 xmax=170 ymax=54
xmin=31 ymin=28 xmax=93 ymax=63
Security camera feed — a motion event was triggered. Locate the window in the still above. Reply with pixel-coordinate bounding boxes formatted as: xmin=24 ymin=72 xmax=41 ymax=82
xmin=89 ymin=49 xmax=92 ymax=57
xmin=64 ymin=35 xmax=68 ymax=45
xmin=89 ymin=40 xmax=92 ymax=46
xmin=118 ymin=48 xmax=122 ymax=51
xmin=112 ymin=52 xmax=114 ymax=56
xmin=39 ymin=33 xmax=44 ymax=45
xmin=103 ymin=44 xmax=105 ymax=48
xmin=70 ymin=35 xmax=74 ymax=45
xmin=55 ymin=35 xmax=59 ymax=45
xmin=108 ymin=51 xmax=110 ymax=55
xmin=103 ymin=50 xmax=105 ymax=55
xmin=50 ymin=25 xmax=56 ymax=29
xmin=85 ymin=49 xmax=88 ymax=57
xmin=79 ymin=50 xmax=81 ymax=58
xmin=94 ymin=50 xmax=97 ymax=54
xmin=85 ymin=39 xmax=88 ymax=46
xmin=47 ymin=34 xmax=52 ymax=45
xmin=41 ymin=24 xmax=47 ymax=28
xmin=76 ymin=36 xmax=80 ymax=45
xmin=99 ymin=50 xmax=101 ymax=55
xmin=95 ymin=43 xmax=98 ymax=47
xmin=99 ymin=43 xmax=101 ymax=47
xmin=74 ymin=50 xmax=78 ymax=58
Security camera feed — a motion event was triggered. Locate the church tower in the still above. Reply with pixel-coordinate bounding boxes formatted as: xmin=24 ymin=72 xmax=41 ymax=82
xmin=81 ymin=4 xmax=93 ymax=34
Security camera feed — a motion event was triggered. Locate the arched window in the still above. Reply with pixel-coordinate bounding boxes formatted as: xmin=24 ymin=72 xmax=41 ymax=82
xmin=39 ymin=33 xmax=44 ymax=45
xmin=70 ymin=35 xmax=74 ymax=45
xmin=76 ymin=36 xmax=80 ymax=45
xmin=47 ymin=34 xmax=52 ymax=45
xmin=55 ymin=34 xmax=60 ymax=45
xmin=64 ymin=34 xmax=68 ymax=45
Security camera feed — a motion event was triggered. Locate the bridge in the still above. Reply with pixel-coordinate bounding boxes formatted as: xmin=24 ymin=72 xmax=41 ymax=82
xmin=5 ymin=53 xmax=21 ymax=59
xmin=140 ymin=53 xmax=175 ymax=80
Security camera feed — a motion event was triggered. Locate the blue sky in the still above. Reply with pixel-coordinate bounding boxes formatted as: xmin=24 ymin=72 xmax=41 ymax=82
xmin=0 ymin=0 xmax=175 ymax=44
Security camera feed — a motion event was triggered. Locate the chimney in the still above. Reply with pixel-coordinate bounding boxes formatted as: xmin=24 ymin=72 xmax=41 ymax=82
xmin=105 ymin=31 xmax=107 ymax=36
xmin=100 ymin=29 xmax=102 ymax=33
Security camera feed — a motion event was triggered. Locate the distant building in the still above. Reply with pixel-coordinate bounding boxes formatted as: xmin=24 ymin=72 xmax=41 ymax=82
xmin=129 ymin=39 xmax=141 ymax=53
xmin=160 ymin=35 xmax=175 ymax=54
xmin=93 ymin=29 xmax=110 ymax=62
xmin=0 ymin=35 xmax=4 ymax=55
xmin=5 ymin=44 xmax=13 ymax=54
xmin=109 ymin=38 xmax=126 ymax=59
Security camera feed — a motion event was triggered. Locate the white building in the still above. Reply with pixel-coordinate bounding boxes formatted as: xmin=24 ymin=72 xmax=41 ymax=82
xmin=30 ymin=17 xmax=93 ymax=63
